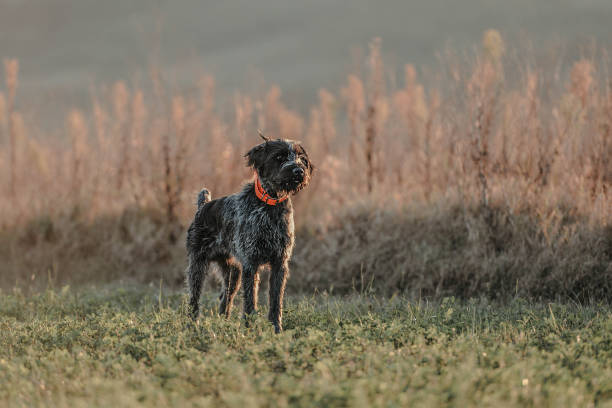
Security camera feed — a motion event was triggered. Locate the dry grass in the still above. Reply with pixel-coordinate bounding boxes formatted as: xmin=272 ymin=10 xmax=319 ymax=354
xmin=295 ymin=202 xmax=612 ymax=301
xmin=1 ymin=33 xmax=611 ymax=298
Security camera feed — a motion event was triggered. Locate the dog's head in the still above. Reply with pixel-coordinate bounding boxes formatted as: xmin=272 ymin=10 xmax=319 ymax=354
xmin=245 ymin=136 xmax=314 ymax=197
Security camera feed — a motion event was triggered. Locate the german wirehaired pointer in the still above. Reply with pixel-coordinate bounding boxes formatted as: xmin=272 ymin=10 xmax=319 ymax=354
xmin=186 ymin=133 xmax=313 ymax=332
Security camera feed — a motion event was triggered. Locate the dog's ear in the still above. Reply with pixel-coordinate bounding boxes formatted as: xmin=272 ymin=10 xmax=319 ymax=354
xmin=245 ymin=143 xmax=267 ymax=170
xmin=246 ymin=130 xmax=271 ymax=170
xmin=295 ymin=143 xmax=315 ymax=174
xmin=304 ymin=155 xmax=315 ymax=174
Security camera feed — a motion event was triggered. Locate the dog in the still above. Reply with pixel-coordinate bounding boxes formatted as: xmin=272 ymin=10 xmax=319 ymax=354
xmin=186 ymin=132 xmax=313 ymax=332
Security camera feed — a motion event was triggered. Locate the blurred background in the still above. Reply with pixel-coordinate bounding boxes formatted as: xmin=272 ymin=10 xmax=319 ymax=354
xmin=1 ymin=0 xmax=611 ymax=299
xmin=3 ymin=0 xmax=612 ymax=125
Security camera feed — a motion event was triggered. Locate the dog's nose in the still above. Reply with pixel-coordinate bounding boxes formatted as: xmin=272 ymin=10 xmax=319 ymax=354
xmin=293 ymin=167 xmax=304 ymax=177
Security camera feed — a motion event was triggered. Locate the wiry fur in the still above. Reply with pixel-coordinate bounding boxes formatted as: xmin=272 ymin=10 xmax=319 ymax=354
xmin=186 ymin=138 xmax=313 ymax=332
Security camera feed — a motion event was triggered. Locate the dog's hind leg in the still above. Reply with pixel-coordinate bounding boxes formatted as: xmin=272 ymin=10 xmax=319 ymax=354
xmin=218 ymin=258 xmax=242 ymax=318
xmin=187 ymin=253 xmax=209 ymax=320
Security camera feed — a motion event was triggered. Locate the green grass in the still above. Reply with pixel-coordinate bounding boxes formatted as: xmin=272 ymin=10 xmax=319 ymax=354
xmin=1 ymin=287 xmax=612 ymax=407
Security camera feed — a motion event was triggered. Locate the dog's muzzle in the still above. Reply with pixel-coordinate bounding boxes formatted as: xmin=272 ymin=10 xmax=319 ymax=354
xmin=282 ymin=162 xmax=305 ymax=183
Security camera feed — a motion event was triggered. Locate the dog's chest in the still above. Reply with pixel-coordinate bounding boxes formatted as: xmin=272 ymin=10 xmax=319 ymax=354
xmin=235 ymin=205 xmax=294 ymax=259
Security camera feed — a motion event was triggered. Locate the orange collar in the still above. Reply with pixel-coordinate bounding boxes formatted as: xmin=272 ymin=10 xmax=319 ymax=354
xmin=254 ymin=175 xmax=288 ymax=205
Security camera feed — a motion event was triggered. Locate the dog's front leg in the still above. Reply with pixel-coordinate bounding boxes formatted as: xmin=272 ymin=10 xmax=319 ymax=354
xmin=268 ymin=260 xmax=288 ymax=333
xmin=218 ymin=259 xmax=242 ymax=318
xmin=241 ymin=263 xmax=259 ymax=325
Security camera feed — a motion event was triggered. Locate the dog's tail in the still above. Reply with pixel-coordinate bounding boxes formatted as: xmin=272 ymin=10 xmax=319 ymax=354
xmin=197 ymin=188 xmax=212 ymax=207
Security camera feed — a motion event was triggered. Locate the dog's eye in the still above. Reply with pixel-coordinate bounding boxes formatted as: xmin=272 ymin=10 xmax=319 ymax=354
xmin=276 ymin=155 xmax=284 ymax=162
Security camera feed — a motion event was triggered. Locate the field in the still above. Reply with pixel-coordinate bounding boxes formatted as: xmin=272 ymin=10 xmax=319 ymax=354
xmin=1 ymin=287 xmax=611 ymax=407
xmin=1 ymin=9 xmax=612 ymax=406
xmin=1 ymin=33 xmax=611 ymax=297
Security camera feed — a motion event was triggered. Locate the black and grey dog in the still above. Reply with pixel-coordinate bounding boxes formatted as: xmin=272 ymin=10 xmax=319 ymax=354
xmin=186 ymin=133 xmax=313 ymax=332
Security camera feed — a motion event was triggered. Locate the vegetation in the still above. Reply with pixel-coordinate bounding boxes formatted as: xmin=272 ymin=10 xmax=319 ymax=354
xmin=1 ymin=26 xmax=610 ymax=407
xmin=1 ymin=32 xmax=610 ymax=297
xmin=1 ymin=287 xmax=611 ymax=407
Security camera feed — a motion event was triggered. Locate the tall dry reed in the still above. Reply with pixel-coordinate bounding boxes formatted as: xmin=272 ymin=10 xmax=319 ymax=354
xmin=1 ymin=33 xmax=610 ymax=296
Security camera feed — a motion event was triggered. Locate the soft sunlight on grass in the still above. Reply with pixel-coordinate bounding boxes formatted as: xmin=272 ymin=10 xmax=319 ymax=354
xmin=1 ymin=287 xmax=611 ymax=407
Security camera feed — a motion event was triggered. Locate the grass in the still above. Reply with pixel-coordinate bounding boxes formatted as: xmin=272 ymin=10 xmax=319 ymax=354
xmin=1 ymin=286 xmax=612 ymax=407
xmin=4 ymin=202 xmax=610 ymax=302
xmin=1 ymin=33 xmax=611 ymax=406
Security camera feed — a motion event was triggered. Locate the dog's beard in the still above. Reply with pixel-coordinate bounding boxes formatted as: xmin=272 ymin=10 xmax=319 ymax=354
xmin=265 ymin=174 xmax=309 ymax=197
xmin=277 ymin=175 xmax=309 ymax=195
